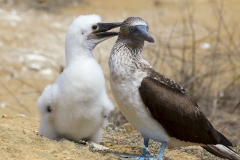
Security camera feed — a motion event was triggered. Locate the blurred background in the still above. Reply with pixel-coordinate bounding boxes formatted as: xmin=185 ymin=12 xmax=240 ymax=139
xmin=0 ymin=0 xmax=239 ymax=147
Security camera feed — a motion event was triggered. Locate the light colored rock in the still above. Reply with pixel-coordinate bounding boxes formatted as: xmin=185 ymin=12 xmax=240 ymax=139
xmin=0 ymin=102 xmax=7 ymax=108
xmin=40 ymin=68 xmax=53 ymax=75
xmin=200 ymin=42 xmax=211 ymax=50
xmin=29 ymin=63 xmax=42 ymax=71
xmin=123 ymin=123 xmax=135 ymax=134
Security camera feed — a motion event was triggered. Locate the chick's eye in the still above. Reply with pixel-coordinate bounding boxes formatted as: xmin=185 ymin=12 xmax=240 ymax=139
xmin=92 ymin=25 xmax=98 ymax=30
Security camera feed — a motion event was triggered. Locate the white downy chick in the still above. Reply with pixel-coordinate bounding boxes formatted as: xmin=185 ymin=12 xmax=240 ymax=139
xmin=38 ymin=14 xmax=121 ymax=143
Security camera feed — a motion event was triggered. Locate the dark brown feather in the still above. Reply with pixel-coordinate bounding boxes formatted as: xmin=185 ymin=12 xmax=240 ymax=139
xmin=139 ymin=68 xmax=232 ymax=145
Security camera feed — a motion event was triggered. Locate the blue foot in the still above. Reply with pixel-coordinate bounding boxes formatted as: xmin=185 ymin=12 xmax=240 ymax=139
xmin=115 ymin=153 xmax=155 ymax=160
xmin=115 ymin=141 xmax=167 ymax=160
xmin=156 ymin=141 xmax=167 ymax=160
xmin=115 ymin=138 xmax=155 ymax=159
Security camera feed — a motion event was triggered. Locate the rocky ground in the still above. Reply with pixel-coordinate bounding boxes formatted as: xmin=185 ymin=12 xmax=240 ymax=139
xmin=0 ymin=0 xmax=239 ymax=159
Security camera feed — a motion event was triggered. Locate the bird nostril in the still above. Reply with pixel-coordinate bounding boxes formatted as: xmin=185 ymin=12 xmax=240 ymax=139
xmin=92 ymin=25 xmax=98 ymax=30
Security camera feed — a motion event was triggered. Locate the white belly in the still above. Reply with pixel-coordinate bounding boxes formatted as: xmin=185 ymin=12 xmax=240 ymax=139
xmin=110 ymin=72 xmax=201 ymax=147
xmin=54 ymin=98 xmax=103 ymax=142
xmin=110 ymin=72 xmax=170 ymax=143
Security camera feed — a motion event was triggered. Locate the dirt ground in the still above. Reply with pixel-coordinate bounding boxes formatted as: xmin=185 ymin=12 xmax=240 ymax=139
xmin=0 ymin=0 xmax=239 ymax=159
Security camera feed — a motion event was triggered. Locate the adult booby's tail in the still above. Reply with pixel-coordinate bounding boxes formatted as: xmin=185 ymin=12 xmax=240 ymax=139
xmin=202 ymin=131 xmax=240 ymax=160
xmin=203 ymin=145 xmax=240 ymax=160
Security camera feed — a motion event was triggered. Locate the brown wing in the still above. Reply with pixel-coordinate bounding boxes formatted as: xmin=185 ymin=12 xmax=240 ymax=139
xmin=139 ymin=69 xmax=221 ymax=144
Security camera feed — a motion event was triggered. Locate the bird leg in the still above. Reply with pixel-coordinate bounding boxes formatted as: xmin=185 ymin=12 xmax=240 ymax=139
xmin=115 ymin=137 xmax=155 ymax=159
xmin=142 ymin=138 xmax=150 ymax=156
xmin=156 ymin=141 xmax=167 ymax=160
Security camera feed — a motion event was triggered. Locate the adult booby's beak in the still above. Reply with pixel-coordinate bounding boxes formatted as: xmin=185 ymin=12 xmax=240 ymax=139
xmin=130 ymin=25 xmax=154 ymax=43
xmin=88 ymin=22 xmax=122 ymax=41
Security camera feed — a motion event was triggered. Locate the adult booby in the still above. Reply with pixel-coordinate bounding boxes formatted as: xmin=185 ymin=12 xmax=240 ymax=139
xmin=38 ymin=14 xmax=121 ymax=143
xmin=109 ymin=17 xmax=240 ymax=160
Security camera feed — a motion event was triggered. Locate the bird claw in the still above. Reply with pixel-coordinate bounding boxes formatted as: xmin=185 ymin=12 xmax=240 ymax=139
xmin=115 ymin=153 xmax=157 ymax=160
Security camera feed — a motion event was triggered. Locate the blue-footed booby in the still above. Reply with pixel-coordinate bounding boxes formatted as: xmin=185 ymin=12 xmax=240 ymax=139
xmin=109 ymin=17 xmax=240 ymax=160
xmin=38 ymin=14 xmax=121 ymax=143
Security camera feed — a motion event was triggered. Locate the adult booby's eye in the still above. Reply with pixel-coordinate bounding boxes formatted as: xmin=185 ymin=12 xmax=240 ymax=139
xmin=129 ymin=26 xmax=134 ymax=32
xmin=92 ymin=25 xmax=98 ymax=30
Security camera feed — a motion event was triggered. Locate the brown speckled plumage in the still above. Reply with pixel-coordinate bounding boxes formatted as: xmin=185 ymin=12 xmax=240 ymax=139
xmin=109 ymin=17 xmax=240 ymax=160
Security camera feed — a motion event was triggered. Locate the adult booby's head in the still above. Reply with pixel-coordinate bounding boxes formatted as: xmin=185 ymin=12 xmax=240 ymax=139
xmin=65 ymin=14 xmax=121 ymax=63
xmin=118 ymin=17 xmax=154 ymax=45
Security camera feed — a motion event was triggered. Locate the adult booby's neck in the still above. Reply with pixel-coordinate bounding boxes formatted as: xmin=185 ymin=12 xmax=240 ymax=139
xmin=109 ymin=40 xmax=150 ymax=74
xmin=110 ymin=40 xmax=144 ymax=62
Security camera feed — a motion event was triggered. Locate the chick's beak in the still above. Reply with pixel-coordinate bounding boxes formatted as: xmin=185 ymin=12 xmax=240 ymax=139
xmin=88 ymin=22 xmax=122 ymax=40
